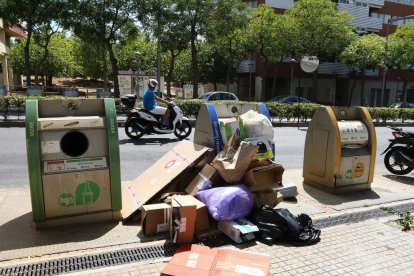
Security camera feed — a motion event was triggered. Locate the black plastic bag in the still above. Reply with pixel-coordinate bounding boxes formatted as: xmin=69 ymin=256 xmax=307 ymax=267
xmin=247 ymin=205 xmax=288 ymax=244
xmin=248 ymin=205 xmax=321 ymax=246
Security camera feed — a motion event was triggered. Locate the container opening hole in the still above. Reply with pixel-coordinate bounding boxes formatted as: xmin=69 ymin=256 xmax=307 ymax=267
xmin=60 ymin=131 xmax=89 ymax=157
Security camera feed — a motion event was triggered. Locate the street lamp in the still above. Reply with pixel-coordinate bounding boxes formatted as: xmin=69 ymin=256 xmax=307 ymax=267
xmin=380 ymin=15 xmax=414 ymax=106
xmin=248 ymin=63 xmax=253 ymax=100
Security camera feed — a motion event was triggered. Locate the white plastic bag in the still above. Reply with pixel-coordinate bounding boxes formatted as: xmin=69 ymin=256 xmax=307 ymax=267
xmin=240 ymin=110 xmax=274 ymax=141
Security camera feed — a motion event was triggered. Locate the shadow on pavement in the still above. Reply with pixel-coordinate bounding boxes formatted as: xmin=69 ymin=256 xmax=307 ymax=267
xmin=383 ymin=174 xmax=414 ymax=185
xmin=0 ymin=212 xmax=118 ymax=252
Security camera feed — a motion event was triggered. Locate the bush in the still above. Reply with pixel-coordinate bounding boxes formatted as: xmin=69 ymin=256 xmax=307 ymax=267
xmin=1 ymin=95 xmax=414 ymax=125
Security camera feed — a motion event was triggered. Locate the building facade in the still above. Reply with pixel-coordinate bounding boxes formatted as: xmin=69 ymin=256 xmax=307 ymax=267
xmin=0 ymin=18 xmax=25 ymax=93
xmin=241 ymin=0 xmax=414 ymax=106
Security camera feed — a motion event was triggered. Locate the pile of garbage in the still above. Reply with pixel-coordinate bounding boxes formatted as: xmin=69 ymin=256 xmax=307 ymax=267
xmin=122 ymin=109 xmax=320 ymax=248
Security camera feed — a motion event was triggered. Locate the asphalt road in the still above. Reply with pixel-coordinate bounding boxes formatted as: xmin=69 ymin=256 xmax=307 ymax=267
xmin=0 ymin=126 xmax=412 ymax=189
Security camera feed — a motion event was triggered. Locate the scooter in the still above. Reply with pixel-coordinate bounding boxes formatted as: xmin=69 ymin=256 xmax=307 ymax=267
xmin=121 ymin=94 xmax=192 ymax=140
xmin=382 ymin=126 xmax=414 ymax=175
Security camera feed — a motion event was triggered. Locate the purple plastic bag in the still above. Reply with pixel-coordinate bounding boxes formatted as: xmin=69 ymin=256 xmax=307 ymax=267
xmin=195 ymin=184 xmax=254 ymax=221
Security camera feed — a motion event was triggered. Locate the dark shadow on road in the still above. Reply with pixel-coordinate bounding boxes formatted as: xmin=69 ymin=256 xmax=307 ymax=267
xmin=119 ymin=137 xmax=189 ymax=146
xmin=383 ymin=174 xmax=414 ymax=185
xmin=0 ymin=212 xmax=118 ymax=254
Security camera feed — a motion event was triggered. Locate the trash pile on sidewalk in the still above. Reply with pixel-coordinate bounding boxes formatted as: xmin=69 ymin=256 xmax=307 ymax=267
xmin=121 ymin=109 xmax=320 ymax=275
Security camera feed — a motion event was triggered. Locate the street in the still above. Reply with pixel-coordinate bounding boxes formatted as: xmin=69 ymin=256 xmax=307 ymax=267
xmin=0 ymin=126 xmax=412 ymax=189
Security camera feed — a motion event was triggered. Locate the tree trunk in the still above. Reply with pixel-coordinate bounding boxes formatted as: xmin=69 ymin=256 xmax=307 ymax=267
xmin=360 ymin=71 xmax=366 ymax=106
xmin=166 ymin=51 xmax=176 ymax=98
xmin=190 ymin=37 xmax=199 ymax=98
xmin=348 ymin=75 xmax=357 ymax=106
xmin=226 ymin=65 xmax=232 ymax=91
xmin=271 ymin=64 xmax=279 ymax=98
xmin=46 ymin=76 xmax=53 ymax=87
xmin=102 ymin=45 xmax=108 ymax=89
xmin=106 ymin=41 xmax=120 ymax=98
xmin=24 ymin=20 xmax=33 ymax=87
xmin=312 ymin=71 xmax=318 ymax=101
xmin=191 ymin=19 xmax=199 ymax=98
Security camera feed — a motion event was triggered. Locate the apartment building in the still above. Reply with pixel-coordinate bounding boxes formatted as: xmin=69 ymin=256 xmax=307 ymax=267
xmin=0 ymin=18 xmax=25 ymax=94
xmin=242 ymin=0 xmax=414 ymax=106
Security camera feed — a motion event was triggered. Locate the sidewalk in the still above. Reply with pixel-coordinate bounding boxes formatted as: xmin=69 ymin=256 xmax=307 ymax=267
xmin=1 ymin=169 xmax=414 ymax=275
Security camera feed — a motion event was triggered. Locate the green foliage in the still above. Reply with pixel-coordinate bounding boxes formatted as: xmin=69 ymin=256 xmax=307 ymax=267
xmin=340 ymin=34 xmax=385 ymax=72
xmin=285 ymin=0 xmax=354 ymax=59
xmin=10 ymin=34 xmax=80 ymax=79
xmin=11 ymin=96 xmax=26 ymax=120
xmin=367 ymin=107 xmax=399 ymax=122
xmin=245 ymin=5 xmax=284 ymax=64
xmin=388 ymin=24 xmax=414 ymax=70
xmin=0 ymin=96 xmax=13 ymax=121
xmin=381 ymin=207 xmax=414 ymax=231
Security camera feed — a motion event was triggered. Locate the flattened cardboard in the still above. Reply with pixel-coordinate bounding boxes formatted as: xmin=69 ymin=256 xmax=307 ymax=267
xmin=170 ymin=195 xmax=197 ymax=244
xmin=243 ymin=160 xmax=284 ymax=192
xmin=141 ymin=203 xmax=172 ymax=236
xmin=161 ymin=244 xmax=270 ymax=276
xmin=218 ymin=218 xmax=259 ymax=244
xmin=121 ymin=141 xmax=209 ymax=221
xmin=185 ymin=164 xmax=226 ymax=196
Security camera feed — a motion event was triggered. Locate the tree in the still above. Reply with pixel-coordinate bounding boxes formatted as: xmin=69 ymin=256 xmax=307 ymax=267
xmin=284 ymin=0 xmax=354 ymax=97
xmin=340 ymin=34 xmax=385 ymax=105
xmin=68 ymin=0 xmax=139 ymax=97
xmin=387 ymin=24 xmax=414 ymax=102
xmin=9 ymin=34 xmax=78 ymax=85
xmin=138 ymin=0 xmax=248 ymax=98
xmin=0 ymin=0 xmax=70 ymax=86
xmin=245 ymin=4 xmax=286 ymax=100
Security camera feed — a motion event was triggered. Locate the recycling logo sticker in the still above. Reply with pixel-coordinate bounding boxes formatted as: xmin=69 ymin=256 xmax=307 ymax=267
xmin=59 ymin=181 xmax=101 ymax=207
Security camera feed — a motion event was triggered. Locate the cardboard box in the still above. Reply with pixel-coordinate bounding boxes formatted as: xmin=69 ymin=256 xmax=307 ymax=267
xmin=219 ymin=118 xmax=244 ymax=145
xmin=243 ymin=160 xmax=284 ymax=192
xmin=161 ymin=244 xmax=270 ymax=276
xmin=177 ymin=195 xmax=210 ymax=234
xmin=218 ymin=218 xmax=259 ymax=244
xmin=253 ymin=189 xmax=283 ymax=208
xmin=212 ymin=135 xmax=258 ymax=184
xmin=185 ymin=164 xmax=226 ymax=196
xmin=141 ymin=203 xmax=172 ymax=236
xmin=121 ymin=141 xmax=209 ymax=221
xmin=170 ymin=195 xmax=197 ymax=244
xmin=244 ymin=136 xmax=274 ymax=159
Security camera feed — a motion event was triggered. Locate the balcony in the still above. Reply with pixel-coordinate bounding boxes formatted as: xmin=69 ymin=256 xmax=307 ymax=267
xmin=338 ymin=3 xmax=384 ymax=32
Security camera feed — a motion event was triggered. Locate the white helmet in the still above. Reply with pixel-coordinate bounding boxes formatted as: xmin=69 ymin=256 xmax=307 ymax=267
xmin=147 ymin=79 xmax=158 ymax=88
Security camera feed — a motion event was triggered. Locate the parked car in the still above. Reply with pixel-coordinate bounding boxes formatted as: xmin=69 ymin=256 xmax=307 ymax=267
xmin=388 ymin=102 xmax=414 ymax=108
xmin=269 ymin=95 xmax=314 ymax=104
xmin=198 ymin=91 xmax=239 ymax=101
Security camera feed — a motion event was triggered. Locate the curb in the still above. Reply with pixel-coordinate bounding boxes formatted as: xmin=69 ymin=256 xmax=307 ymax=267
xmin=1 ymin=120 xmax=413 ymax=128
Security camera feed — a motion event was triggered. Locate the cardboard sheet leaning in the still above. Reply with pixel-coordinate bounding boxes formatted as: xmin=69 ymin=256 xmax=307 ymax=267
xmin=121 ymin=140 xmax=210 ymax=221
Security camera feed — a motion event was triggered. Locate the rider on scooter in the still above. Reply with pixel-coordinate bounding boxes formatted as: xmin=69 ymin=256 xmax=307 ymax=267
xmin=143 ymin=79 xmax=170 ymax=128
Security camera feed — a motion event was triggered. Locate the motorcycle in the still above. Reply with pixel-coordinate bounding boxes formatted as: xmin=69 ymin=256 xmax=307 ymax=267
xmin=121 ymin=94 xmax=192 ymax=140
xmin=382 ymin=126 xmax=414 ymax=175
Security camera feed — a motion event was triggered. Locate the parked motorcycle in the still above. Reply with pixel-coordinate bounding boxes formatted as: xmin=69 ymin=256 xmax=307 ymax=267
xmin=121 ymin=94 xmax=192 ymax=140
xmin=382 ymin=126 xmax=414 ymax=175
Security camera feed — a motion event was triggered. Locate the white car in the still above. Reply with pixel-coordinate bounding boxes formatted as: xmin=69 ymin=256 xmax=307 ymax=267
xmin=198 ymin=91 xmax=239 ymax=101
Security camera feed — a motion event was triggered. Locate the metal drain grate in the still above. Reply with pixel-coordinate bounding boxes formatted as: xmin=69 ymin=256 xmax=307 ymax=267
xmin=2 ymin=201 xmax=414 ymax=275
xmin=314 ymin=201 xmax=414 ymax=229
xmin=0 ymin=243 xmax=177 ymax=276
